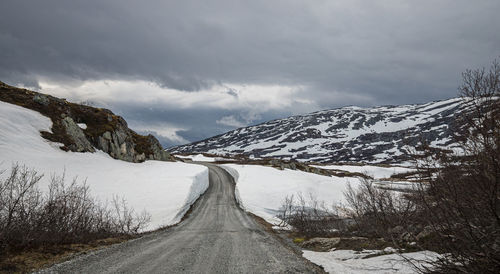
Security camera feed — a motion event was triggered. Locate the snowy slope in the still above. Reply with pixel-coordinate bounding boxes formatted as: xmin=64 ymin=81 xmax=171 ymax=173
xmin=221 ymin=164 xmax=361 ymax=225
xmin=172 ymin=98 xmax=467 ymax=163
xmin=175 ymin=153 xmax=235 ymax=162
xmin=303 ymin=249 xmax=440 ymax=274
xmin=311 ymin=164 xmax=415 ymax=179
xmin=0 ymin=101 xmax=209 ymax=231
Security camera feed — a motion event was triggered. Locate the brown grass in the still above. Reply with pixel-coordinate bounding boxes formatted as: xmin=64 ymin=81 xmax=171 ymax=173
xmin=0 ymin=236 xmax=133 ymax=273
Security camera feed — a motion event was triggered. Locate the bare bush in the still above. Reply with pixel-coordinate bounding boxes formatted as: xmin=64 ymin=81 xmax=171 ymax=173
xmin=0 ymin=164 xmax=150 ymax=252
xmin=0 ymin=165 xmax=43 ymax=250
xmin=338 ymin=59 xmax=499 ymax=273
xmin=111 ymin=196 xmax=151 ymax=234
xmin=343 ymin=179 xmax=418 ymax=239
xmin=411 ymin=59 xmax=500 ymax=273
xmin=278 ymin=192 xmax=345 ymax=237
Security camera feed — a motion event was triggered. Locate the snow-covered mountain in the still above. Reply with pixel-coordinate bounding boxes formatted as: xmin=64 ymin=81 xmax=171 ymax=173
xmin=171 ymin=98 xmax=467 ymax=163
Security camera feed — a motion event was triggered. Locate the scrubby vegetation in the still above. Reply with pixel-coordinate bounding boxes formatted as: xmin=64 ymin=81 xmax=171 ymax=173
xmin=0 ymin=164 xmax=150 ymax=271
xmin=280 ymin=59 xmax=500 ymax=273
xmin=279 ymin=193 xmax=345 ymax=237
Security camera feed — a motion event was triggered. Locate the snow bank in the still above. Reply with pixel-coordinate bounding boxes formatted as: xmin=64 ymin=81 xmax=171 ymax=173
xmin=175 ymin=153 xmax=236 ymax=162
xmin=303 ymin=249 xmax=439 ymax=274
xmin=0 ymin=101 xmax=209 ymax=231
xmin=311 ymin=164 xmax=415 ymax=179
xmin=220 ymin=164 xmax=361 ymax=225
xmin=176 ymin=154 xmax=217 ymax=162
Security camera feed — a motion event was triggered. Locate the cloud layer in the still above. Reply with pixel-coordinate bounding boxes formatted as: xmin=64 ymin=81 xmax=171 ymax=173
xmin=1 ymin=0 xmax=499 ymax=146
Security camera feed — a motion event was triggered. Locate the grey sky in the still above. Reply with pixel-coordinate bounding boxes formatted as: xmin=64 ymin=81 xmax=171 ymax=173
xmin=1 ymin=0 xmax=499 ymax=147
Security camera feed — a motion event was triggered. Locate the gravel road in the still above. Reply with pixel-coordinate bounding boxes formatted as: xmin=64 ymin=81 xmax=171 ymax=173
xmin=40 ymin=164 xmax=324 ymax=273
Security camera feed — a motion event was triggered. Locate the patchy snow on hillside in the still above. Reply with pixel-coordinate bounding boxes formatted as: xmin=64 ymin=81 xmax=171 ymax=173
xmin=311 ymin=164 xmax=416 ymax=179
xmin=173 ymin=97 xmax=466 ymax=164
xmin=0 ymin=101 xmax=209 ymax=231
xmin=220 ymin=164 xmax=362 ymax=225
xmin=303 ymin=249 xmax=440 ymax=274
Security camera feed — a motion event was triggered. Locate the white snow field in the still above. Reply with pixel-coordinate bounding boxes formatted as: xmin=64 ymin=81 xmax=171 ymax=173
xmin=311 ymin=164 xmax=415 ymax=179
xmin=175 ymin=154 xmax=216 ymax=162
xmin=221 ymin=164 xmax=362 ymax=225
xmin=175 ymin=153 xmax=235 ymax=162
xmin=0 ymin=101 xmax=209 ymax=231
xmin=303 ymin=249 xmax=440 ymax=274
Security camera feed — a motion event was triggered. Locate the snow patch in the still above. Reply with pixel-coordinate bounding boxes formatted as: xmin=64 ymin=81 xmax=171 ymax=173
xmin=175 ymin=153 xmax=235 ymax=162
xmin=77 ymin=123 xmax=87 ymax=129
xmin=0 ymin=101 xmax=209 ymax=231
xmin=221 ymin=164 xmax=362 ymax=225
xmin=303 ymin=249 xmax=440 ymax=274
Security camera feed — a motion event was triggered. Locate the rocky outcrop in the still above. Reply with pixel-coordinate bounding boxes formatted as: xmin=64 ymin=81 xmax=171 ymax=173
xmin=97 ymin=128 xmax=137 ymax=162
xmin=61 ymin=116 xmax=95 ymax=152
xmin=0 ymin=81 xmax=173 ymax=163
xmin=146 ymin=134 xmax=172 ymax=161
xmin=33 ymin=94 xmax=50 ymax=106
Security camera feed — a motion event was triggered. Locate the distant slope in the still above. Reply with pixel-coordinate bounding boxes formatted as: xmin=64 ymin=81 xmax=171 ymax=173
xmin=0 ymin=81 xmax=171 ymax=162
xmin=171 ymin=98 xmax=467 ymax=163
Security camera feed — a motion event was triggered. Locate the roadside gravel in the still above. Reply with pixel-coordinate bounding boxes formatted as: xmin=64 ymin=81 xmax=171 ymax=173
xmin=39 ymin=164 xmax=324 ymax=273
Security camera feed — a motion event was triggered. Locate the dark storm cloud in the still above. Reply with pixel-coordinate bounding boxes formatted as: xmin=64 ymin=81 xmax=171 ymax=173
xmin=106 ymin=100 xmax=292 ymax=148
xmin=1 ymin=0 xmax=499 ymax=145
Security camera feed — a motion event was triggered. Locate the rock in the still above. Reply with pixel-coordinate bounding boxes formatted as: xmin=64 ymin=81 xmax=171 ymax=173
xmin=383 ymin=247 xmax=397 ymax=253
xmin=135 ymin=153 xmax=146 ymax=162
xmin=98 ymin=136 xmax=109 ymax=151
xmin=103 ymin=131 xmax=112 ymax=140
xmin=120 ymin=143 xmax=127 ymax=154
xmin=117 ymin=128 xmax=128 ymax=144
xmin=33 ymin=94 xmax=50 ymax=106
xmin=300 ymin=237 xmax=341 ymax=251
xmin=61 ymin=117 xmax=95 ymax=152
xmin=97 ymin=126 xmax=138 ymax=162
xmin=416 ymin=226 xmax=434 ymax=241
xmin=147 ymin=135 xmax=172 ymax=161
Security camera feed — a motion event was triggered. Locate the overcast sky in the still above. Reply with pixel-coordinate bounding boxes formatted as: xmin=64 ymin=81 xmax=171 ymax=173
xmin=1 ymin=0 xmax=499 ymax=147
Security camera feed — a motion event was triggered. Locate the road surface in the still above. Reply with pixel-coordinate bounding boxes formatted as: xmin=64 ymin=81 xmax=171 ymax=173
xmin=41 ymin=164 xmax=324 ymax=273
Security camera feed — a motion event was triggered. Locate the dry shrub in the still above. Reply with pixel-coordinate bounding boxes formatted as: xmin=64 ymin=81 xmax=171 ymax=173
xmin=0 ymin=164 xmax=150 ymax=253
xmin=411 ymin=59 xmax=500 ymax=273
xmin=343 ymin=59 xmax=500 ymax=273
xmin=278 ymin=192 xmax=345 ymax=237
xmin=280 ymin=59 xmax=499 ymax=273
xmin=344 ymin=179 xmax=418 ymax=239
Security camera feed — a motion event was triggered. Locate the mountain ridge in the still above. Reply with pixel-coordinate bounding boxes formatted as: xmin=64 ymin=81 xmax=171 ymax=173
xmin=170 ymin=97 xmax=467 ymax=164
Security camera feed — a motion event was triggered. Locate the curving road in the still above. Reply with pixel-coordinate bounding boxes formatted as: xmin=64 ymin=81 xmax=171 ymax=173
xmin=41 ymin=164 xmax=324 ymax=273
